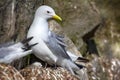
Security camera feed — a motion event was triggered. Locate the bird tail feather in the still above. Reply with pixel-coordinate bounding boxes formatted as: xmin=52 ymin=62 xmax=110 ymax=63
xmin=76 ymin=57 xmax=89 ymax=63
xmin=61 ymin=59 xmax=85 ymax=74
xmin=61 ymin=59 xmax=88 ymax=80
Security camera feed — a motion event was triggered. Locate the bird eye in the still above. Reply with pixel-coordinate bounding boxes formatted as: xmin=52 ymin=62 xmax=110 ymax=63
xmin=47 ymin=11 xmax=50 ymax=13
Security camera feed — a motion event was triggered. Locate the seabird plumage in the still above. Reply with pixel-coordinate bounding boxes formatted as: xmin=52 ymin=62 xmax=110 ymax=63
xmin=27 ymin=5 xmax=88 ymax=75
xmin=0 ymin=37 xmax=37 ymax=64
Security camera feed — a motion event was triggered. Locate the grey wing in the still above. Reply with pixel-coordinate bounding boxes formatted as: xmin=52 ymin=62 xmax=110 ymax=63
xmin=0 ymin=42 xmax=22 ymax=58
xmin=0 ymin=42 xmax=14 ymax=48
xmin=0 ymin=47 xmax=14 ymax=58
xmin=0 ymin=42 xmax=18 ymax=58
xmin=53 ymin=33 xmax=67 ymax=47
xmin=45 ymin=31 xmax=71 ymax=60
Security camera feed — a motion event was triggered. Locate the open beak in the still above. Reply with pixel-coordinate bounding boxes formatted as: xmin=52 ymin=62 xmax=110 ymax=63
xmin=52 ymin=14 xmax=62 ymax=21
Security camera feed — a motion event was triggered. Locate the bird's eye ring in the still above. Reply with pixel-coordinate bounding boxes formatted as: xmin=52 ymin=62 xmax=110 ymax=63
xmin=47 ymin=11 xmax=50 ymax=13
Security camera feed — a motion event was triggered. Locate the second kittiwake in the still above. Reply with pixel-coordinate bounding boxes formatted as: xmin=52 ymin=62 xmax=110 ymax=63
xmin=0 ymin=37 xmax=37 ymax=64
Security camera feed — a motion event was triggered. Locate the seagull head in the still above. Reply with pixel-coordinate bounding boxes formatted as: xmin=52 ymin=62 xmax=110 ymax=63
xmin=35 ymin=5 xmax=62 ymax=21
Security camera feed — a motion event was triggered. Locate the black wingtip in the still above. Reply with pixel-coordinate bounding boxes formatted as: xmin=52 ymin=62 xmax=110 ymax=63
xmin=77 ymin=57 xmax=89 ymax=63
xmin=21 ymin=37 xmax=33 ymax=44
xmin=75 ymin=63 xmax=86 ymax=69
xmin=28 ymin=43 xmax=38 ymax=49
xmin=22 ymin=43 xmax=38 ymax=51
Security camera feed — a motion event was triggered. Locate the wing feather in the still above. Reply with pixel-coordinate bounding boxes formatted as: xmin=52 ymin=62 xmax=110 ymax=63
xmin=0 ymin=42 xmax=14 ymax=48
xmin=44 ymin=31 xmax=71 ymax=60
xmin=0 ymin=47 xmax=15 ymax=58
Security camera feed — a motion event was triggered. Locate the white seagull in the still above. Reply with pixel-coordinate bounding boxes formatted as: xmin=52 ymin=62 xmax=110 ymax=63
xmin=27 ymin=5 xmax=88 ymax=75
xmin=0 ymin=37 xmax=37 ymax=64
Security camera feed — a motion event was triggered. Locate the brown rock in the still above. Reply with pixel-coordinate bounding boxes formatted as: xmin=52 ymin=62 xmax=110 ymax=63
xmin=87 ymin=56 xmax=120 ymax=80
xmin=20 ymin=63 xmax=79 ymax=80
xmin=0 ymin=64 xmax=25 ymax=80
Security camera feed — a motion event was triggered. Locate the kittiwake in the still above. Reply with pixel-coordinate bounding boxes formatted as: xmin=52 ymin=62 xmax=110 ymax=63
xmin=27 ymin=5 xmax=88 ymax=75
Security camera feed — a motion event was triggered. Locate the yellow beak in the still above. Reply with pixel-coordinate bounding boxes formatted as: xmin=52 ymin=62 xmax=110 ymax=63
xmin=52 ymin=14 xmax=62 ymax=21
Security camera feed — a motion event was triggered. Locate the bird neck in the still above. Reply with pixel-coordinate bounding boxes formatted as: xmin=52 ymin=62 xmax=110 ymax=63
xmin=27 ymin=16 xmax=49 ymax=41
xmin=32 ymin=16 xmax=49 ymax=30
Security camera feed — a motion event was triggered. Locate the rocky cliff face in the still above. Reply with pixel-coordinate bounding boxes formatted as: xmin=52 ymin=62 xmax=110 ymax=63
xmin=0 ymin=0 xmax=120 ymax=80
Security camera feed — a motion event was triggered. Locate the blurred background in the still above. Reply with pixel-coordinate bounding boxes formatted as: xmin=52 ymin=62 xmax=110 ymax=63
xmin=0 ymin=0 xmax=120 ymax=80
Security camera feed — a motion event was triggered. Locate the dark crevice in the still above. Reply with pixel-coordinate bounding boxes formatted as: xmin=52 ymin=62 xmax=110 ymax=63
xmin=82 ymin=23 xmax=103 ymax=57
